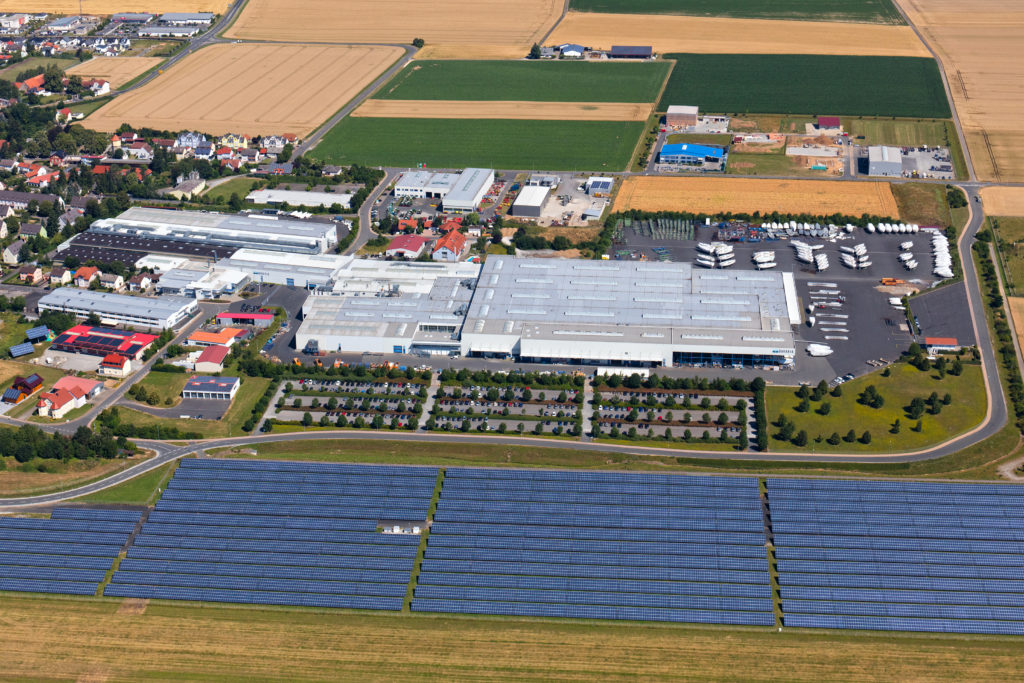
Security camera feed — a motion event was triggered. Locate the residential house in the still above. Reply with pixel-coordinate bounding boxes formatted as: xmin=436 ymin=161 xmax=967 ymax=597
xmin=322 ymin=165 xmax=343 ymax=177
xmin=49 ymin=266 xmax=72 ymax=286
xmin=19 ymin=222 xmax=46 ymax=239
xmin=194 ymin=141 xmax=214 ymax=159
xmin=0 ymin=191 xmax=62 ymax=210
xmin=0 ymin=159 xmax=17 ymax=173
xmin=3 ymin=239 xmax=25 ymax=265
xmin=17 ymin=264 xmax=42 ymax=284
xmin=238 ymin=148 xmax=263 ymax=164
xmin=466 ymin=225 xmax=483 ymax=238
xmin=3 ymin=373 xmax=43 ymax=403
xmin=36 ymin=385 xmax=86 ymax=418
xmin=214 ymin=146 xmax=233 ymax=161
xmin=174 ymin=131 xmax=207 ymax=149
xmin=98 ymin=353 xmax=130 ymax=378
xmin=14 ymin=73 xmax=46 ymax=94
xmin=220 ymin=158 xmax=243 ymax=171
xmin=0 ymin=220 xmax=7 ymax=239
xmin=167 ymin=172 xmax=206 ymax=199
xmin=194 ymin=345 xmax=229 ymax=373
xmin=27 ymin=171 xmax=60 ymax=189
xmin=127 ymin=273 xmax=153 ymax=292
xmin=125 ymin=141 xmax=153 ymax=160
xmin=254 ymin=162 xmax=293 ymax=176
xmin=59 ymin=207 xmax=84 ymax=229
xmin=259 ymin=134 xmax=295 ymax=154
xmin=98 ymin=272 xmax=124 ymax=291
xmin=74 ymin=265 xmax=99 ymax=287
xmin=432 ymin=230 xmax=468 ymax=262
xmin=218 ymin=133 xmax=249 ymax=149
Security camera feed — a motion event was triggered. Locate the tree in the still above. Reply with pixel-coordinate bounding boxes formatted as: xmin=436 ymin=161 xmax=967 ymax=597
xmin=529 ymin=42 xmax=542 ymax=59
xmin=817 ymin=401 xmax=831 ymax=416
xmin=228 ymin=193 xmax=243 ymax=212
xmin=891 ymin=418 xmax=901 ymax=434
xmin=301 ymin=412 xmax=313 ymax=426
xmin=793 ymin=430 xmax=808 ymax=447
xmin=412 ymin=37 xmax=425 ymax=48
xmin=844 ymin=429 xmax=857 ymax=443
xmin=797 ymin=384 xmax=810 ymax=399
xmin=827 ymin=432 xmax=841 ymax=445
xmin=319 ymin=414 xmax=329 ymax=427
xmin=860 ymin=430 xmax=872 ymax=444
xmin=796 ymin=398 xmax=810 ymax=413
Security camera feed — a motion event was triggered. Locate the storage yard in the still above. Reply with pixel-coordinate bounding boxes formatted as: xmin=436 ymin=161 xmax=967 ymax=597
xmin=352 ymin=100 xmax=652 ymax=122
xmin=546 ymin=13 xmax=929 ymax=57
xmin=65 ymin=57 xmax=163 ymax=89
xmin=84 ymin=43 xmax=403 ymax=136
xmin=225 ymin=0 xmax=562 ymax=59
xmin=613 ymin=177 xmax=900 ymax=216
xmin=897 ymin=0 xmax=1024 ymax=182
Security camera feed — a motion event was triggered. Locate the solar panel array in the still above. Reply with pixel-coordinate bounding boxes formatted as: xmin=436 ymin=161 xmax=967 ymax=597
xmin=0 ymin=508 xmax=140 ymax=596
xmin=105 ymin=459 xmax=437 ymax=610
xmin=8 ymin=342 xmax=34 ymax=358
xmin=769 ymin=478 xmax=1024 ymax=636
xmin=412 ymin=469 xmax=774 ymax=625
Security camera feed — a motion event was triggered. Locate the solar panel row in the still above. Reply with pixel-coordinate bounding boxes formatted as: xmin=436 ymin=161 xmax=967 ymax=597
xmin=424 ymin=547 xmax=768 ymax=571
xmin=431 ymin=522 xmax=766 ymax=545
xmin=105 ymin=584 xmax=405 ymax=611
xmin=146 ymin=511 xmax=381 ymax=532
xmin=435 ymin=499 xmax=764 ymax=520
xmin=132 ymin=536 xmax=419 ymax=558
xmin=445 ymin=469 xmax=756 ymax=487
xmin=0 ymin=508 xmax=140 ymax=598
xmin=155 ymin=501 xmax=430 ymax=520
xmin=118 ymin=559 xmax=411 ymax=584
xmin=415 ymin=586 xmax=773 ymax=612
xmin=167 ymin=480 xmax=435 ymax=496
xmin=434 ymin=488 xmax=757 ymax=508
xmin=139 ymin=523 xmax=421 ymax=545
xmin=111 ymin=571 xmax=409 ymax=598
xmin=427 ymin=534 xmax=767 ymax=558
xmin=178 ymin=458 xmax=437 ymax=477
xmin=433 ymin=511 xmax=762 ymax=532
xmin=769 ymin=477 xmax=1024 ymax=636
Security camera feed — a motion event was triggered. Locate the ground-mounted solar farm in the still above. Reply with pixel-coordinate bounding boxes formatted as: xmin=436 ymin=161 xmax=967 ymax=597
xmin=7 ymin=459 xmax=1024 ymax=639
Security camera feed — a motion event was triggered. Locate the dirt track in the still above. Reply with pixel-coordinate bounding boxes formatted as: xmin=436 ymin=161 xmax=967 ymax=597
xmin=548 ymin=12 xmax=929 ymax=57
xmin=897 ymin=0 xmax=1024 ymax=182
xmin=613 ymin=177 xmax=900 ymax=216
xmin=352 ymin=100 xmax=652 ymax=121
xmin=981 ymin=187 xmax=1024 ymax=217
xmin=226 ymin=0 xmax=562 ymax=59
xmin=84 ymin=43 xmax=402 ymax=137
xmin=0 ymin=0 xmax=228 ymax=10
xmin=66 ymin=57 xmax=163 ymax=88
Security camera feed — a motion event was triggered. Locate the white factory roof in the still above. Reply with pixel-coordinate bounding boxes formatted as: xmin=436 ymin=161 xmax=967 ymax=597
xmin=91 ymin=207 xmax=338 ymax=254
xmin=443 ymin=168 xmax=494 ymax=209
xmin=667 ymin=105 xmax=699 ymax=115
xmin=134 ymin=254 xmax=188 ymax=272
xmin=38 ymin=288 xmax=196 ymax=321
xmin=513 ymin=185 xmax=550 ymax=209
xmin=247 ymin=189 xmax=352 ymax=209
xmin=868 ymin=145 xmax=902 ymax=162
xmin=215 ymin=249 xmax=352 ymax=287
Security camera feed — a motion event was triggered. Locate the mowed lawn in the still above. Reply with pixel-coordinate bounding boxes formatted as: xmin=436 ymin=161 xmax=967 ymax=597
xmin=77 ymin=461 xmax=176 ymax=505
xmin=991 ymin=216 xmax=1024 ymax=296
xmin=568 ymin=0 xmax=905 ymax=24
xmin=374 ymin=60 xmax=672 ymax=103
xmin=767 ymin=362 xmax=986 ymax=453
xmin=4 ymin=596 xmax=1024 ymax=680
xmin=658 ymin=55 xmax=951 ymax=118
xmin=115 ymin=376 xmax=271 ymax=438
xmin=132 ymin=371 xmax=191 ymax=406
xmin=311 ymin=118 xmax=644 ymax=171
xmin=202 ymin=176 xmax=264 ymax=203
xmin=891 ymin=182 xmax=952 ymax=226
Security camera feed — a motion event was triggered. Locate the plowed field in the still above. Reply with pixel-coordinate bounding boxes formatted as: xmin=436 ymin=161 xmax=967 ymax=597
xmin=226 ymin=0 xmax=562 ymax=59
xmin=547 ymin=12 xmax=929 ymax=56
xmin=84 ymin=43 xmax=402 ymax=137
xmin=353 ymin=100 xmax=651 ymax=121
xmin=66 ymin=57 xmax=163 ymax=88
xmin=897 ymin=0 xmax=1024 ymax=182
xmin=613 ymin=177 xmax=899 ymax=216
xmin=0 ymin=0 xmax=228 ymax=10
xmin=981 ymin=187 xmax=1024 ymax=217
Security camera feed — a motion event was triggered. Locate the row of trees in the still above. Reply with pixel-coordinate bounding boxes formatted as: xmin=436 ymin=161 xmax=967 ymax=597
xmin=0 ymin=425 xmax=132 ymax=466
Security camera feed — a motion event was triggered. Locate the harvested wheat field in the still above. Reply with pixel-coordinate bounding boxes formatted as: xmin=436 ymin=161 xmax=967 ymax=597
xmin=897 ymin=0 xmax=1024 ymax=181
xmin=981 ymin=187 xmax=1024 ymax=217
xmin=353 ymin=100 xmax=651 ymax=121
xmin=0 ymin=0 xmax=228 ymax=10
xmin=548 ymin=12 xmax=929 ymax=57
xmin=66 ymin=57 xmax=162 ymax=89
xmin=226 ymin=0 xmax=562 ymax=59
xmin=614 ymin=177 xmax=899 ymax=216
xmin=84 ymin=43 xmax=402 ymax=137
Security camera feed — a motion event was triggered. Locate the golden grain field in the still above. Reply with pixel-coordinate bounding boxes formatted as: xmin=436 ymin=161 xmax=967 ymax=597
xmin=352 ymin=99 xmax=651 ymax=121
xmin=981 ymin=187 xmax=1024 ymax=217
xmin=225 ymin=0 xmax=562 ymax=59
xmin=613 ymin=177 xmax=899 ymax=216
xmin=66 ymin=57 xmax=163 ymax=89
xmin=84 ymin=43 xmax=402 ymax=137
xmin=547 ymin=12 xmax=930 ymax=57
xmin=897 ymin=0 xmax=1024 ymax=181
xmin=0 ymin=0 xmax=229 ymax=11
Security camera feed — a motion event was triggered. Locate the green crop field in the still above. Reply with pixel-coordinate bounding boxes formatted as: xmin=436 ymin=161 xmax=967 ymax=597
xmin=374 ymin=60 xmax=671 ymax=103
xmin=311 ymin=118 xmax=644 ymax=171
xmin=659 ymin=55 xmax=951 ymax=118
xmin=568 ymin=0 xmax=904 ymax=24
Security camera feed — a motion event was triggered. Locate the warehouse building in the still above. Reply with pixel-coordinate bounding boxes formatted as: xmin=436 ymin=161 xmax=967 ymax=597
xmin=246 ymin=189 xmax=352 ymax=209
xmin=460 ymin=257 xmax=798 ymax=367
xmin=659 ymin=143 xmax=725 ymax=166
xmin=666 ymin=105 xmax=699 ymax=128
xmin=609 ymin=45 xmax=653 ymax=59
xmin=159 ymin=12 xmax=214 ymax=24
xmin=868 ymin=145 xmax=903 ymax=177
xmin=510 ymin=185 xmax=550 ymax=218
xmin=49 ymin=325 xmax=158 ymax=360
xmin=182 ymin=376 xmax=240 ymax=400
xmin=214 ymin=249 xmax=348 ymax=288
xmin=441 ymin=168 xmax=495 ymax=213
xmin=89 ymin=207 xmax=338 ymax=255
xmin=38 ymin=289 xmax=197 ymax=329
xmin=393 ymin=171 xmax=459 ymax=199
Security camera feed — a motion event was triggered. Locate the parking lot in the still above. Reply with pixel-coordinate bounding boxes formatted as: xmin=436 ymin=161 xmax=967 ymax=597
xmin=613 ymin=224 xmax=947 ymax=379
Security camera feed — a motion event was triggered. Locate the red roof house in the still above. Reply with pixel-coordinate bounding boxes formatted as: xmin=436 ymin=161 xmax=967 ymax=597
xmin=432 ymin=230 xmax=468 ymax=262
xmin=385 ymin=234 xmax=429 ymax=259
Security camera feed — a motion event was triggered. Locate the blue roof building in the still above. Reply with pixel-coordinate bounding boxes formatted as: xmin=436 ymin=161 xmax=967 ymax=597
xmin=659 ymin=143 xmax=726 ymax=166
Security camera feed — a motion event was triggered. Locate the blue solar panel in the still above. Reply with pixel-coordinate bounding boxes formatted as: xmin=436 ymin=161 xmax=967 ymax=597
xmin=417 ymin=571 xmax=774 ymax=598
xmin=8 ymin=342 xmax=34 ymax=358
xmin=0 ymin=578 xmax=100 ymax=596
xmin=103 ymin=584 xmax=405 ymax=611
xmin=111 ymin=571 xmax=409 ymax=598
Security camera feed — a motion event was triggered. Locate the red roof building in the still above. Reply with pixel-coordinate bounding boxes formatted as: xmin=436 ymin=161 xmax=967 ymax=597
xmin=385 ymin=234 xmax=429 ymax=259
xmin=432 ymin=230 xmax=468 ymax=262
xmin=817 ymin=116 xmax=842 ymax=130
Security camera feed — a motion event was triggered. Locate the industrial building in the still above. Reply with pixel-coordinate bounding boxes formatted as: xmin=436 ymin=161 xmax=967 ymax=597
xmin=441 ymin=168 xmax=495 ymax=213
xmin=609 ymin=45 xmax=653 ymax=59
xmin=246 ymin=189 xmax=352 ymax=209
xmin=182 ymin=376 xmax=240 ymax=401
xmin=49 ymin=325 xmax=159 ymax=360
xmin=88 ymin=207 xmax=339 ymax=255
xmin=666 ymin=105 xmax=699 ymax=128
xmin=659 ymin=143 xmax=725 ymax=166
xmin=214 ymin=249 xmax=348 ymax=288
xmin=295 ymin=256 xmax=799 ymax=368
xmin=585 ymin=177 xmax=614 ymax=197
xmin=510 ymin=185 xmax=550 ymax=218
xmin=868 ymin=145 xmax=903 ymax=177
xmin=38 ymin=289 xmax=197 ymax=329
xmin=393 ymin=171 xmax=460 ymax=199
xmin=155 ymin=267 xmax=249 ymax=298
